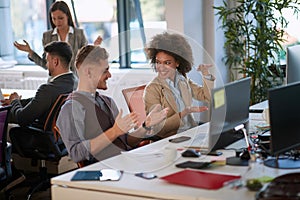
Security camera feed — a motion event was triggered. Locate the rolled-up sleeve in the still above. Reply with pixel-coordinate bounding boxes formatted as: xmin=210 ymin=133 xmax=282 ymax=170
xmin=189 ymin=78 xmax=214 ymax=102
xmin=57 ymin=100 xmax=91 ymax=163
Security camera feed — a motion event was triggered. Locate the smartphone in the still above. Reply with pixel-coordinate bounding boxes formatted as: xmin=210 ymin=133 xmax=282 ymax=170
xmin=71 ymin=169 xmax=123 ymax=181
xmin=169 ymin=136 xmax=191 ymax=143
xmin=135 ymin=172 xmax=157 ymax=180
xmin=71 ymin=171 xmax=102 ymax=181
xmin=175 ymin=161 xmax=214 ymax=169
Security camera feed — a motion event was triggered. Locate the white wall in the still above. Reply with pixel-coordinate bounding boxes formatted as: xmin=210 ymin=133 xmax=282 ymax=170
xmin=0 ymin=0 xmax=14 ymax=60
xmin=0 ymin=64 xmax=155 ymax=115
xmin=164 ymin=0 xmax=228 ymax=122
xmin=164 ymin=0 xmax=228 ymax=85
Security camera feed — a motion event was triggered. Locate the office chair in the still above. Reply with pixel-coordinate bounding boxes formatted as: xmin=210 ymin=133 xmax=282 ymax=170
xmin=0 ymin=105 xmax=25 ymax=199
xmin=9 ymin=94 xmax=69 ymax=200
xmin=122 ymin=85 xmax=160 ymax=147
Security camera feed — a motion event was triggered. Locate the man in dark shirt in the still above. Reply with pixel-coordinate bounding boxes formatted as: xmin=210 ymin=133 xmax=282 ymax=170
xmin=1 ymin=41 xmax=75 ymax=128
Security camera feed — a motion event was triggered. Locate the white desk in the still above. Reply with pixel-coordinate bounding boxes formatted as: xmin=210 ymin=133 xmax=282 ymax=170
xmin=2 ymin=89 xmax=36 ymax=99
xmin=51 ymin=116 xmax=298 ymax=200
xmin=249 ymin=100 xmax=268 ymax=112
xmin=0 ymin=65 xmax=48 ymax=89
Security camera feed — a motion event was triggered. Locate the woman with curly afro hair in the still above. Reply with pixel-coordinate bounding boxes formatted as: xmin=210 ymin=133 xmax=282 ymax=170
xmin=143 ymin=32 xmax=215 ymax=139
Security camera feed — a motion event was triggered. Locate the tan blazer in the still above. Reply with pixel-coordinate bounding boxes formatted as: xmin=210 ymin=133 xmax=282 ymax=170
xmin=29 ymin=28 xmax=87 ymax=72
xmin=143 ymin=76 xmax=214 ymax=138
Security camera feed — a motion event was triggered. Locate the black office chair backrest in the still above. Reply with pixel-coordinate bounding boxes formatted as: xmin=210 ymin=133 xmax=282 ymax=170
xmin=9 ymin=94 xmax=69 ymax=161
xmin=0 ymin=105 xmax=12 ymax=179
xmin=43 ymin=93 xmax=69 ymax=141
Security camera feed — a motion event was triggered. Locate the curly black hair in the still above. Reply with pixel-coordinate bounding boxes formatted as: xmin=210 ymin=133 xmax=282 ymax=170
xmin=144 ymin=32 xmax=193 ymax=77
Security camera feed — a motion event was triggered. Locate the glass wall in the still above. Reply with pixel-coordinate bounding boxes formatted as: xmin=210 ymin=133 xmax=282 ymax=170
xmin=11 ymin=0 xmax=47 ymax=64
xmin=10 ymin=0 xmax=166 ymax=68
xmin=274 ymin=5 xmax=300 ymax=65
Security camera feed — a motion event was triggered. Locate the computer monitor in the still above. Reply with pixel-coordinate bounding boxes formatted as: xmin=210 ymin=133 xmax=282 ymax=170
xmin=286 ymin=45 xmax=300 ymax=84
xmin=209 ymin=77 xmax=251 ymax=153
xmin=264 ymin=82 xmax=300 ymax=169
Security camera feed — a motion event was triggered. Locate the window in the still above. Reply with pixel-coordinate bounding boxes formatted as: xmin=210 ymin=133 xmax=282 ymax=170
xmin=11 ymin=0 xmax=47 ymax=64
xmin=67 ymin=0 xmax=166 ymax=67
xmin=10 ymin=0 xmax=166 ymax=67
xmin=274 ymin=5 xmax=300 ymax=64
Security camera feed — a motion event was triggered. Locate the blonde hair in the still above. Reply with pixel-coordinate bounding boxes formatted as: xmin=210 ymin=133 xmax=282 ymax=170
xmin=75 ymin=45 xmax=109 ymax=70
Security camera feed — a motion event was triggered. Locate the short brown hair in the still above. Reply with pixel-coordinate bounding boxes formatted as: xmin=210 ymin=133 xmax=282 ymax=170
xmin=75 ymin=45 xmax=109 ymax=69
xmin=44 ymin=41 xmax=72 ymax=69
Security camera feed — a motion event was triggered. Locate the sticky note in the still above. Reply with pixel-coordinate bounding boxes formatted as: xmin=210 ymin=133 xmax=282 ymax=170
xmin=214 ymin=89 xmax=225 ymax=109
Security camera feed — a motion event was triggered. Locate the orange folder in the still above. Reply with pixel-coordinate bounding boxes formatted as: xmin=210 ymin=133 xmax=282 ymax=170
xmin=160 ymin=169 xmax=241 ymax=190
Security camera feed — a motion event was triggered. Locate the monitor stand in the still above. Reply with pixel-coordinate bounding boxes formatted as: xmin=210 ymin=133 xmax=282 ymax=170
xmin=264 ymin=157 xmax=300 ymax=169
xmin=226 ymin=156 xmax=249 ymax=166
xmin=226 ymin=149 xmax=249 ymax=166
xmin=199 ymin=149 xmax=222 ymax=156
xmin=207 ymin=151 xmax=222 ymax=156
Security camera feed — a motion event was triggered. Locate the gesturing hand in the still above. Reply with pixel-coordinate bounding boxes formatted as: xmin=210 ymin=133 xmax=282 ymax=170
xmin=14 ymin=40 xmax=32 ymax=53
xmin=187 ymin=106 xmax=208 ymax=113
xmin=114 ymin=109 xmax=139 ymax=135
xmin=93 ymin=35 xmax=103 ymax=46
xmin=180 ymin=106 xmax=208 ymax=119
xmin=145 ymin=104 xmax=169 ymax=127
xmin=197 ymin=64 xmax=213 ymax=76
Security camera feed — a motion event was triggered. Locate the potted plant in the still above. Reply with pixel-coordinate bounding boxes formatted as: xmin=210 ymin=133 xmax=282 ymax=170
xmin=214 ymin=0 xmax=300 ymax=104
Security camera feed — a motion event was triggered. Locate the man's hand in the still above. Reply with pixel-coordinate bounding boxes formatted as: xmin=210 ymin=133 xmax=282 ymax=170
xmin=145 ymin=104 xmax=169 ymax=127
xmin=0 ymin=92 xmax=21 ymax=106
xmin=113 ymin=109 xmax=139 ymax=135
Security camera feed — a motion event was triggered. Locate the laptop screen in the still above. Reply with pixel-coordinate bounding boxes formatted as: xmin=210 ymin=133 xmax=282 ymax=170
xmin=187 ymin=77 xmax=251 ymax=153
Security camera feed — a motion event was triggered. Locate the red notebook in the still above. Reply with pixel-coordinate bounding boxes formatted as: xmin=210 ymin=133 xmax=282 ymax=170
xmin=160 ymin=169 xmax=241 ymax=190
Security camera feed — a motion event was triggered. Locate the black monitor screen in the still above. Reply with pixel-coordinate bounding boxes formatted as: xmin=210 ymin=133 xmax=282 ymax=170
xmin=210 ymin=77 xmax=251 ymax=152
xmin=287 ymin=45 xmax=300 ymax=84
xmin=264 ymin=82 xmax=300 ymax=169
xmin=268 ymin=82 xmax=300 ymax=155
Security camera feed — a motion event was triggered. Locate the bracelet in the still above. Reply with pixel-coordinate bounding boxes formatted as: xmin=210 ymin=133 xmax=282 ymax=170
xmin=142 ymin=121 xmax=152 ymax=131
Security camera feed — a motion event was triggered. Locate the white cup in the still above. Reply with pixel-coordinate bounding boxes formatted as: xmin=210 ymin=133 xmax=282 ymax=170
xmin=163 ymin=146 xmax=177 ymax=162
xmin=262 ymin=108 xmax=270 ymax=124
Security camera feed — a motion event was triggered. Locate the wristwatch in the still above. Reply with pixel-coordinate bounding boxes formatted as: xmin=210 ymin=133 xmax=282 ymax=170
xmin=142 ymin=121 xmax=152 ymax=131
xmin=203 ymin=74 xmax=215 ymax=81
xmin=203 ymin=74 xmax=212 ymax=80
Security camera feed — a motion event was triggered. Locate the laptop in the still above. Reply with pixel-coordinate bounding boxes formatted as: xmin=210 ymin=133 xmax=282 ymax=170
xmin=186 ymin=77 xmax=251 ymax=154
